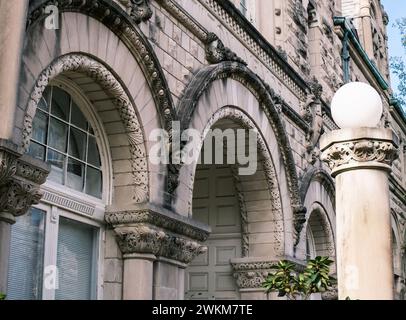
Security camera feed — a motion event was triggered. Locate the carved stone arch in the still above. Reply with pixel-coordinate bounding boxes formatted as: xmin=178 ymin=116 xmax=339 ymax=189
xmin=26 ymin=0 xmax=176 ymax=136
xmin=190 ymin=107 xmax=285 ymax=257
xmin=300 ymin=167 xmax=336 ymax=208
xmin=298 ymin=167 xmax=336 ymax=257
xmin=22 ymin=53 xmax=149 ymax=203
xmin=177 ymin=62 xmax=305 ymax=241
xmin=305 ymin=202 xmax=336 ymax=260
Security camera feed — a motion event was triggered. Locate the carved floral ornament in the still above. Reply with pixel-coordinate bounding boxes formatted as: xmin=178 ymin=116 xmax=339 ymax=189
xmin=321 ymin=139 xmax=399 ymax=174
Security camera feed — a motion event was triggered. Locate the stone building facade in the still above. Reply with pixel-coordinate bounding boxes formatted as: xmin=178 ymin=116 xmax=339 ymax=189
xmin=0 ymin=0 xmax=404 ymax=300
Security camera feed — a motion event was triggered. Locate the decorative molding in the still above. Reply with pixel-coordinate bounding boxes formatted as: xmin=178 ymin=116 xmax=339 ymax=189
xmin=22 ymin=54 xmax=149 ymax=203
xmin=321 ymin=139 xmax=399 ymax=172
xmin=114 ymin=224 xmax=207 ymax=264
xmin=230 ymin=165 xmax=250 ymax=257
xmin=105 ymin=208 xmax=210 ymax=242
xmin=42 ymin=190 xmax=95 ymax=217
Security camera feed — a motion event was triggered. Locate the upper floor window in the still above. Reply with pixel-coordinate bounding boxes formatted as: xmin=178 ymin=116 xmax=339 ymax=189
xmin=29 ymin=86 xmax=102 ymax=199
xmin=238 ymin=0 xmax=256 ymax=24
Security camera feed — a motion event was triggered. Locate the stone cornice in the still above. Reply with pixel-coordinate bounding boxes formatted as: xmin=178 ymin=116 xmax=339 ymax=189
xmin=320 ymin=128 xmax=399 ymax=176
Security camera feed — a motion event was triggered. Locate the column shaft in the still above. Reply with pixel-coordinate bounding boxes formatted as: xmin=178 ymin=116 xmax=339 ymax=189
xmin=0 ymin=220 xmax=12 ymax=294
xmin=336 ymin=169 xmax=393 ymax=300
xmin=123 ymin=254 xmax=155 ymax=300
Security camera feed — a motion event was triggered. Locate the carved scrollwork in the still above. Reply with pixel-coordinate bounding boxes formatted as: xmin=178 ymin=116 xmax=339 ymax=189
xmin=115 ymin=224 xmax=207 ymax=264
xmin=321 ymin=139 xmax=399 ymax=171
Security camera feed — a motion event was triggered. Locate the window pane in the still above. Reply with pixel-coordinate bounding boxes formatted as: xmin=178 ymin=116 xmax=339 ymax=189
xmin=86 ymin=167 xmax=102 ymax=199
xmin=69 ymin=127 xmax=87 ymax=161
xmin=29 ymin=142 xmax=46 ymax=162
xmin=7 ymin=208 xmax=45 ymax=300
xmin=32 ymin=110 xmax=48 ymax=144
xmin=71 ymin=102 xmax=88 ymax=130
xmin=67 ymin=158 xmax=85 ymax=192
xmin=47 ymin=149 xmax=65 ymax=184
xmin=51 ymin=87 xmax=70 ymax=121
xmin=49 ymin=118 xmax=68 ymax=152
xmin=38 ymin=87 xmax=51 ymax=112
xmin=56 ymin=217 xmax=97 ymax=300
xmin=87 ymin=136 xmax=101 ymax=168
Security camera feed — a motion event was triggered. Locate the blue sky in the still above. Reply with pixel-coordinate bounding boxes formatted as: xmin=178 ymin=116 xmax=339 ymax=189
xmin=381 ymin=0 xmax=405 ymax=94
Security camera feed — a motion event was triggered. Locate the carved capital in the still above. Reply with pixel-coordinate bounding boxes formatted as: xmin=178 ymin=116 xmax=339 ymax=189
xmin=231 ymin=258 xmax=305 ymax=289
xmin=0 ymin=141 xmax=20 ymax=186
xmin=0 ymin=143 xmax=49 ymax=222
xmin=321 ymin=140 xmax=398 ymax=173
xmin=106 ymin=206 xmax=210 ymax=264
xmin=320 ymin=129 xmax=399 ymax=176
xmin=0 ymin=178 xmax=43 ymax=219
xmin=115 ymin=225 xmax=207 ymax=264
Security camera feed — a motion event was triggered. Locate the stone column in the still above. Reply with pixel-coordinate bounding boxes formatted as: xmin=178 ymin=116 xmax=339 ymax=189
xmin=106 ymin=206 xmax=209 ymax=300
xmin=0 ymin=141 xmax=49 ymax=294
xmin=321 ymin=128 xmax=398 ymax=300
xmin=123 ymin=253 xmax=156 ymax=300
xmin=0 ymin=0 xmax=29 ymax=140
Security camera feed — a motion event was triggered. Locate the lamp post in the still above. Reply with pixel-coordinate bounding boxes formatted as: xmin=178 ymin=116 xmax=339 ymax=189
xmin=320 ymin=82 xmax=399 ymax=300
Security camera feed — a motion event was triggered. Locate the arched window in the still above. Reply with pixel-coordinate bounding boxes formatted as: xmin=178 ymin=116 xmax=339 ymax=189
xmin=7 ymin=84 xmax=106 ymax=300
xmin=29 ymin=85 xmax=102 ymax=198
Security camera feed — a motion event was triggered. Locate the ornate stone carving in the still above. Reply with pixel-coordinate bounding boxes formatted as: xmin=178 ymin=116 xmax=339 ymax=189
xmin=205 ymin=33 xmax=247 ymax=65
xmin=119 ymin=0 xmax=153 ymax=23
xmin=321 ymin=139 xmax=399 ymax=172
xmin=114 ymin=225 xmax=207 ymax=264
xmin=231 ymin=259 xmax=305 ymax=289
xmin=0 ymin=148 xmax=18 ymax=186
xmin=105 ymin=208 xmax=210 ymax=242
xmin=0 ymin=178 xmax=43 ymax=218
xmin=23 ymin=54 xmax=149 ymax=203
xmin=302 ymin=77 xmax=324 ymax=165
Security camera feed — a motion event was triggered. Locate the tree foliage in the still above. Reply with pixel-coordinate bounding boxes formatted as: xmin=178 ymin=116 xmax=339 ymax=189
xmin=262 ymin=256 xmax=336 ymax=300
xmin=390 ymin=18 xmax=406 ymax=109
